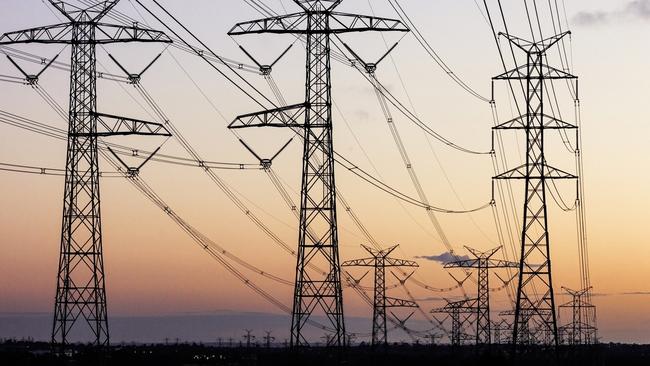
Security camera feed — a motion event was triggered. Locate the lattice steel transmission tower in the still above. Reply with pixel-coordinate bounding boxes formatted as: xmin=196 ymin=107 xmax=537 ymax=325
xmin=0 ymin=0 xmax=171 ymax=347
xmin=431 ymin=299 xmax=477 ymax=346
xmin=558 ymin=286 xmax=597 ymax=345
xmin=228 ymin=0 xmax=408 ymax=347
xmin=341 ymin=245 xmax=418 ymax=346
xmin=263 ymin=331 xmax=275 ymax=348
xmin=444 ymin=246 xmax=517 ymax=345
xmin=243 ymin=329 xmax=256 ymax=348
xmin=492 ymin=31 xmax=577 ymax=347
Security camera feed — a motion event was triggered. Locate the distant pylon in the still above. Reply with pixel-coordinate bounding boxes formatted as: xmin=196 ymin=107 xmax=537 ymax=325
xmin=423 ymin=332 xmax=442 ymax=346
xmin=444 ymin=246 xmax=517 ymax=345
xmin=431 ymin=299 xmax=477 ymax=346
xmin=228 ymin=0 xmax=408 ymax=347
xmin=342 ymin=245 xmax=418 ymax=346
xmin=243 ymin=329 xmax=255 ymax=348
xmin=558 ymin=286 xmax=597 ymax=345
xmin=492 ymin=31 xmax=578 ymax=347
xmin=263 ymin=331 xmax=275 ymax=348
xmin=0 ymin=1 xmax=171 ymax=348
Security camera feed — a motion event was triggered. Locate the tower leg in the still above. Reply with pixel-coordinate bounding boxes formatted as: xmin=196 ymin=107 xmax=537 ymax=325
xmin=52 ymin=24 xmax=109 ymax=348
xmin=372 ymin=261 xmax=387 ymax=346
xmin=513 ymin=51 xmax=558 ymax=347
xmin=290 ymin=10 xmax=344 ymax=347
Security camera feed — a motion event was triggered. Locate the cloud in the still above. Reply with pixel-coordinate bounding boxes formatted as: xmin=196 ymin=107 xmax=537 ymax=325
xmin=620 ymin=291 xmax=650 ymax=296
xmin=573 ymin=11 xmax=608 ymax=26
xmin=573 ymin=0 xmax=650 ymax=26
xmin=352 ymin=109 xmax=370 ymax=121
xmin=587 ymin=291 xmax=650 ymax=297
xmin=415 ymin=252 xmax=469 ymax=264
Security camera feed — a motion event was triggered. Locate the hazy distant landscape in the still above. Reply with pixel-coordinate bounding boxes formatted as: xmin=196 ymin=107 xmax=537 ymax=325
xmin=0 ymin=312 xmax=427 ymax=345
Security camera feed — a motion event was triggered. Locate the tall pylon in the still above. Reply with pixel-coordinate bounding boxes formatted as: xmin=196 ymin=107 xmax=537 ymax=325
xmin=342 ymin=245 xmax=418 ymax=346
xmin=444 ymin=246 xmax=517 ymax=345
xmin=0 ymin=0 xmax=171 ymax=347
xmin=228 ymin=0 xmax=408 ymax=347
xmin=492 ymin=31 xmax=578 ymax=347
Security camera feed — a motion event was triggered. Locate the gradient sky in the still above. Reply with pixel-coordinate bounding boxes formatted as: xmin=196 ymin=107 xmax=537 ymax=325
xmin=0 ymin=0 xmax=649 ymax=343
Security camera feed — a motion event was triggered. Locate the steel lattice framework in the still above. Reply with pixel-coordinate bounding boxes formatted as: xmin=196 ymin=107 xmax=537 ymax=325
xmin=431 ymin=299 xmax=478 ymax=346
xmin=492 ymin=31 xmax=578 ymax=347
xmin=341 ymin=245 xmax=418 ymax=346
xmin=491 ymin=318 xmax=511 ymax=344
xmin=228 ymin=0 xmax=407 ymax=347
xmin=0 ymin=0 xmax=171 ymax=348
xmin=558 ymin=286 xmax=597 ymax=345
xmin=444 ymin=246 xmax=517 ymax=345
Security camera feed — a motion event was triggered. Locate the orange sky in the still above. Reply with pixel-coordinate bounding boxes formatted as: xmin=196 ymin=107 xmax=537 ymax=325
xmin=0 ymin=0 xmax=649 ymax=343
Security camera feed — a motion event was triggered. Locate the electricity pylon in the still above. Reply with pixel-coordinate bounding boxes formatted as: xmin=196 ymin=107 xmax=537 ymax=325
xmin=444 ymin=246 xmax=517 ymax=345
xmin=0 ymin=0 xmax=171 ymax=348
xmin=558 ymin=286 xmax=597 ymax=345
xmin=243 ymin=329 xmax=255 ymax=348
xmin=228 ymin=0 xmax=408 ymax=347
xmin=263 ymin=331 xmax=276 ymax=348
xmin=342 ymin=245 xmax=418 ymax=346
xmin=431 ymin=299 xmax=478 ymax=346
xmin=492 ymin=31 xmax=578 ymax=347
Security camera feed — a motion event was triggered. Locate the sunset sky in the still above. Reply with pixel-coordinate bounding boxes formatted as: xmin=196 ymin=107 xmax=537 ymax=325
xmin=0 ymin=0 xmax=648 ymax=344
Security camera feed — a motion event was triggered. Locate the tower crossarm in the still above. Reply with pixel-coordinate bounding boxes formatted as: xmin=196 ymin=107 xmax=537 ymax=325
xmin=228 ymin=103 xmax=309 ymax=129
xmin=484 ymin=259 xmax=519 ymax=268
xmin=444 ymin=259 xmax=480 ymax=269
xmin=0 ymin=23 xmax=74 ymax=44
xmin=494 ymin=64 xmax=576 ymax=80
xmin=493 ymin=114 xmax=577 ymax=130
xmin=0 ymin=23 xmax=171 ymax=45
xmin=559 ymin=299 xmax=595 ymax=308
xmin=86 ymin=112 xmax=171 ymax=137
xmin=385 ymin=297 xmax=418 ymax=308
xmin=341 ymin=257 xmax=375 ymax=267
xmin=48 ymin=0 xmax=120 ymax=22
xmin=384 ymin=257 xmax=419 ymax=267
xmin=228 ymin=13 xmax=308 ymax=35
xmin=431 ymin=299 xmax=479 ymax=314
xmin=500 ymin=31 xmax=571 ymax=54
xmin=494 ymin=164 xmax=577 ymax=180
xmin=360 ymin=243 xmax=398 ymax=258
xmin=327 ymin=12 xmax=409 ymax=33
xmin=79 ymin=1 xmax=120 ymax=22
xmin=228 ymin=12 xmax=407 ymax=36
xmin=94 ymin=23 xmax=172 ymax=44
xmin=562 ymin=286 xmax=592 ymax=297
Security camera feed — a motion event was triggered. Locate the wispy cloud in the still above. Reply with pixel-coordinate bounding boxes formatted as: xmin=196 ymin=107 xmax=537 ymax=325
xmin=415 ymin=252 xmax=469 ymax=264
xmin=620 ymin=291 xmax=650 ymax=296
xmin=573 ymin=0 xmax=650 ymax=26
xmin=589 ymin=291 xmax=650 ymax=297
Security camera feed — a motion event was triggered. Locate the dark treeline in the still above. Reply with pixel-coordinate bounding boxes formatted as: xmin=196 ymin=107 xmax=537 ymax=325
xmin=1 ymin=340 xmax=650 ymax=366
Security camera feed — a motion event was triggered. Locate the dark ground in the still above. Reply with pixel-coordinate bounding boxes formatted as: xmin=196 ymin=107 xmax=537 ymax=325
xmin=1 ymin=341 xmax=649 ymax=366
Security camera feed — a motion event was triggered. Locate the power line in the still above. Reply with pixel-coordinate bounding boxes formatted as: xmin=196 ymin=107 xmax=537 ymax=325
xmin=387 ymin=0 xmax=491 ymax=102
